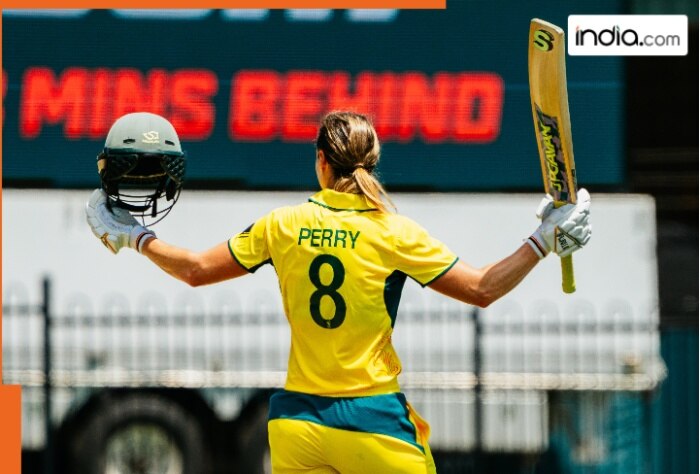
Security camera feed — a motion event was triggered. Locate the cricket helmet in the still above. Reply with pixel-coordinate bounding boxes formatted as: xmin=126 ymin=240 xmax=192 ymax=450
xmin=97 ymin=112 xmax=186 ymax=225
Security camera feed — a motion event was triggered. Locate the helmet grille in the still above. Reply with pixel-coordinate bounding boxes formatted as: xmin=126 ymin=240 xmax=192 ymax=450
xmin=161 ymin=154 xmax=185 ymax=184
xmin=97 ymin=151 xmax=186 ymax=226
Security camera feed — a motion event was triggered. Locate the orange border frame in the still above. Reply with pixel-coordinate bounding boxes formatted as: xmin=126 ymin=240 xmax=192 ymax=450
xmin=1 ymin=1 xmax=445 ymax=7
xmin=0 ymin=14 xmax=20 ymax=474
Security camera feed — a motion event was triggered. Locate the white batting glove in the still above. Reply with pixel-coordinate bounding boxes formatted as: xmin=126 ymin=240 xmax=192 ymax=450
xmin=527 ymin=188 xmax=592 ymax=259
xmin=85 ymin=189 xmax=156 ymax=254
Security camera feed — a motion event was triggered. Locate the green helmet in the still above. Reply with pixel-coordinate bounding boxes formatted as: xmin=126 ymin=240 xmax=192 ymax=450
xmin=97 ymin=112 xmax=186 ymax=225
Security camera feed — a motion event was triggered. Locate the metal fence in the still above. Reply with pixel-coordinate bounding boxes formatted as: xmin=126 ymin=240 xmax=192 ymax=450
xmin=3 ymin=276 xmax=666 ymax=474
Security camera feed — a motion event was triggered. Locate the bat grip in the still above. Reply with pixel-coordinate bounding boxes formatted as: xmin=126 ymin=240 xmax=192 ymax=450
xmin=560 ymin=255 xmax=575 ymax=293
xmin=552 ymin=201 xmax=576 ymax=293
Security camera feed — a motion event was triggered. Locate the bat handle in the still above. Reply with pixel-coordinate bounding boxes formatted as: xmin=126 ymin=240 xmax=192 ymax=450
xmin=560 ymin=255 xmax=575 ymax=293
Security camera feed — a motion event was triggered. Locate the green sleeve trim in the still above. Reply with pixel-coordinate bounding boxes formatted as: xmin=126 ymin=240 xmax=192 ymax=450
xmin=422 ymin=256 xmax=459 ymax=287
xmin=228 ymin=238 xmax=271 ymax=273
xmin=248 ymin=258 xmax=272 ymax=273
xmin=227 ymin=239 xmax=252 ymax=273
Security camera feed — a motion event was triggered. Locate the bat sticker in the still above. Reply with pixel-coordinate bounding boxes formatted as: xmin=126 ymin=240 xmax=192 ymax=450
xmin=533 ymin=29 xmax=555 ymax=51
xmin=534 ymin=104 xmax=570 ymax=202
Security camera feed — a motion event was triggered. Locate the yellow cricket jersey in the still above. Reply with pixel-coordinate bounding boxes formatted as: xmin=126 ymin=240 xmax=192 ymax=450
xmin=228 ymin=189 xmax=458 ymax=397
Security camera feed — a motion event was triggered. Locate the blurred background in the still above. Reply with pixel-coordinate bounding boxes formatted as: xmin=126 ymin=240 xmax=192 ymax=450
xmin=2 ymin=2 xmax=697 ymax=473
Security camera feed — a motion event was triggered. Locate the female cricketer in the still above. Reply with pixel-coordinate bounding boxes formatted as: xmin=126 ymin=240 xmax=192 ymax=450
xmin=86 ymin=111 xmax=591 ymax=473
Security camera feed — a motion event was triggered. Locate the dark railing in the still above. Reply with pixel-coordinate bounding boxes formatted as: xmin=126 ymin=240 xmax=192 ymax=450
xmin=3 ymin=277 xmax=667 ymax=473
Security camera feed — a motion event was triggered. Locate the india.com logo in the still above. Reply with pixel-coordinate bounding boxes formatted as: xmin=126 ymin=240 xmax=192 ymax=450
xmin=575 ymin=25 xmax=682 ymax=48
xmin=568 ymin=15 xmax=687 ymax=56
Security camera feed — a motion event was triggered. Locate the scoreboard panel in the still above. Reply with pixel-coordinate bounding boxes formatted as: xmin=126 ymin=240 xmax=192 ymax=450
xmin=2 ymin=5 xmax=624 ymax=190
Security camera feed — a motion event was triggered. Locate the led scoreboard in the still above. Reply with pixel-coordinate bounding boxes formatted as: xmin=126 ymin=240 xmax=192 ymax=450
xmin=3 ymin=5 xmax=624 ymax=191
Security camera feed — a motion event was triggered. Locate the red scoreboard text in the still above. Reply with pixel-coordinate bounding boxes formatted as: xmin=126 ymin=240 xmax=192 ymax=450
xmin=12 ymin=67 xmax=504 ymax=144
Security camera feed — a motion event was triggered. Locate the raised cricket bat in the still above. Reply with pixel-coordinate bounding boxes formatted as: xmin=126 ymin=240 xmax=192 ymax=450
xmin=528 ymin=18 xmax=579 ymax=293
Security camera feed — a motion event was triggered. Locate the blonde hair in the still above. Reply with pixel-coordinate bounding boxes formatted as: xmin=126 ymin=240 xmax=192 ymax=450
xmin=315 ymin=111 xmax=395 ymax=213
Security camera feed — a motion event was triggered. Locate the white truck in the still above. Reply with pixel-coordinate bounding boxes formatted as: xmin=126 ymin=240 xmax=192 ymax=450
xmin=3 ymin=190 xmax=665 ymax=473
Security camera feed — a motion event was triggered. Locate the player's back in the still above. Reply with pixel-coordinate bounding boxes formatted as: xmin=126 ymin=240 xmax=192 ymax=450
xmin=269 ymin=189 xmax=401 ymax=396
xmin=230 ymin=188 xmax=457 ymax=397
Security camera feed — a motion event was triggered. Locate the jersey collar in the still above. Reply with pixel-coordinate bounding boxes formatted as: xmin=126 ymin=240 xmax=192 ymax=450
xmin=309 ymin=189 xmax=378 ymax=212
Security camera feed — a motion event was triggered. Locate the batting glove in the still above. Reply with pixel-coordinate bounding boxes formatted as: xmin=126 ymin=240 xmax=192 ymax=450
xmin=527 ymin=188 xmax=592 ymax=259
xmin=85 ymin=189 xmax=156 ymax=254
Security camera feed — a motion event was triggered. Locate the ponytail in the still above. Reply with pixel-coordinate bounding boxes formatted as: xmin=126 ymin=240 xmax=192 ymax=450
xmin=351 ymin=167 xmax=395 ymax=213
xmin=316 ymin=111 xmax=396 ymax=213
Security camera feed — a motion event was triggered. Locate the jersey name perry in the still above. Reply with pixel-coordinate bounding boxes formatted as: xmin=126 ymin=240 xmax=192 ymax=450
xmin=298 ymin=227 xmax=360 ymax=249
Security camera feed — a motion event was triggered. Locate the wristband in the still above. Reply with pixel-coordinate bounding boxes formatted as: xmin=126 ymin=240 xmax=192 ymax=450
xmin=526 ymin=233 xmax=548 ymax=259
xmin=136 ymin=230 xmax=156 ymax=253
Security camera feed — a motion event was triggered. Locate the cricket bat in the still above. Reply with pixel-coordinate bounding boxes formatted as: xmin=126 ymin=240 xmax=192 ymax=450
xmin=528 ymin=18 xmax=579 ymax=293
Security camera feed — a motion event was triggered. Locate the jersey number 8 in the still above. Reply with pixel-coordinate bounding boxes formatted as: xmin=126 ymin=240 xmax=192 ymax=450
xmin=309 ymin=254 xmax=346 ymax=329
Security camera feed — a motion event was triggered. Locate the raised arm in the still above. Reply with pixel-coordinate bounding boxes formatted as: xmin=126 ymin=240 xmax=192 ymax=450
xmin=140 ymin=238 xmax=247 ymax=287
xmin=430 ymin=189 xmax=592 ymax=307
xmin=86 ymin=188 xmax=248 ymax=286
xmin=429 ymin=244 xmax=539 ymax=308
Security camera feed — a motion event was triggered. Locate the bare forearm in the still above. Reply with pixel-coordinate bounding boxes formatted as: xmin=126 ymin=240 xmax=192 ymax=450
xmin=430 ymin=244 xmax=540 ymax=307
xmin=477 ymin=243 xmax=540 ymax=303
xmin=139 ymin=237 xmax=200 ymax=284
xmin=140 ymin=238 xmax=246 ymax=286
